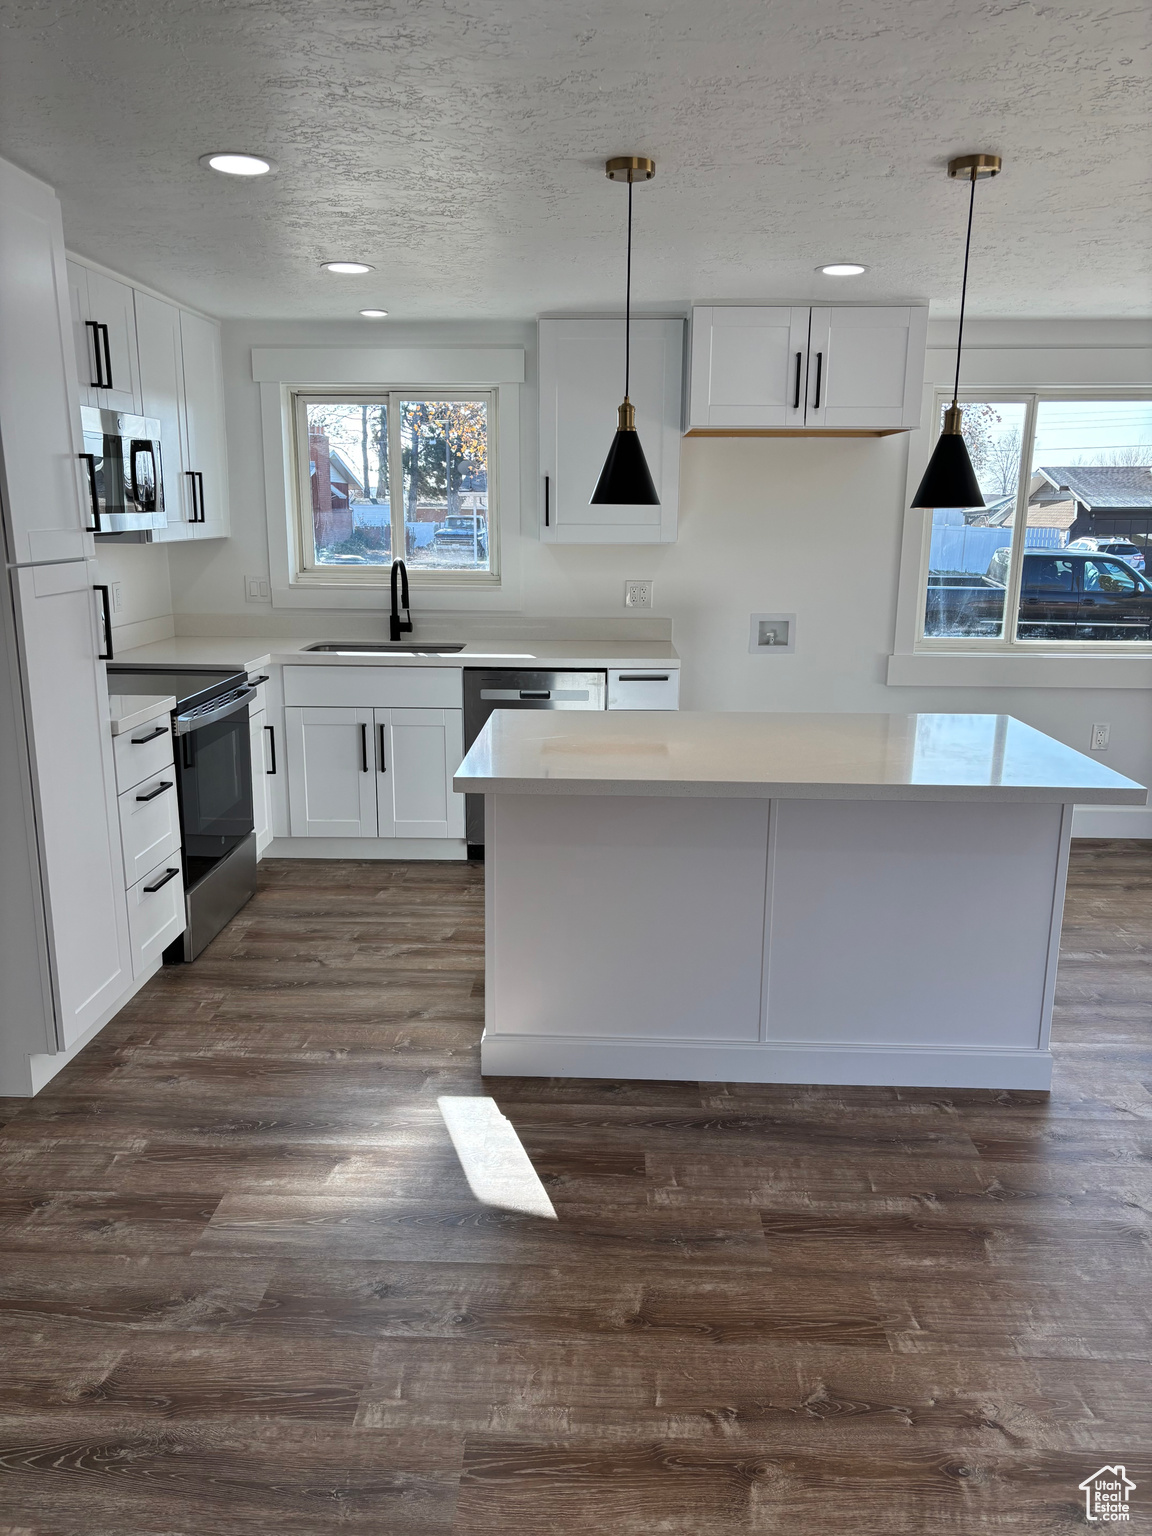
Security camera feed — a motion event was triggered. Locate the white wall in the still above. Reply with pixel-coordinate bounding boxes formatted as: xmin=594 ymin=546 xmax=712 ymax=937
xmin=166 ymin=315 xmax=1152 ymax=795
xmin=93 ymin=539 xmax=174 ymax=649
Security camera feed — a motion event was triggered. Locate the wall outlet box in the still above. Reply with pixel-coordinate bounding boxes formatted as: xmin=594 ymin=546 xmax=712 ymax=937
xmin=624 ymin=580 xmax=652 ymax=610
xmin=749 ymin=612 xmax=796 ymax=654
xmin=111 ymin=581 xmax=123 ymax=613
xmin=245 ymin=575 xmax=272 ymax=604
xmin=1091 ymin=722 xmax=1110 ymax=751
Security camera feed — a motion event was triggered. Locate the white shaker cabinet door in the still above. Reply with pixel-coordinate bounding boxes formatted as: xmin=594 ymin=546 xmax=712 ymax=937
xmin=538 ymin=316 xmax=682 ymax=544
xmin=11 ymin=560 xmax=131 ymax=1050
xmin=285 ymin=706 xmax=377 ymax=837
xmin=805 ymin=306 xmax=928 ymax=430
xmin=688 ymin=306 xmax=810 ymax=429
xmin=375 ymin=708 xmax=464 ymax=839
xmin=135 ymin=291 xmax=193 ymax=538
xmin=249 ymin=707 xmax=273 ymax=856
xmin=179 ymin=309 xmax=230 ymax=539
xmin=81 ymin=268 xmax=142 ymax=415
xmin=0 ymin=163 xmax=91 ymax=565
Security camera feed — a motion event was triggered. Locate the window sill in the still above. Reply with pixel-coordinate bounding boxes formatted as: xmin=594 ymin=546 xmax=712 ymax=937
xmin=887 ymin=652 xmax=1152 ymax=689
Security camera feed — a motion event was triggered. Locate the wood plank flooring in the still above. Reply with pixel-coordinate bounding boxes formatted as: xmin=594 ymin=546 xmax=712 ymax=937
xmin=1 ymin=841 xmax=1149 ymax=1534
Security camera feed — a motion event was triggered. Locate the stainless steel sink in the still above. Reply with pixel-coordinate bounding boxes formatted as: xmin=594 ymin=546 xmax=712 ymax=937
xmin=303 ymin=641 xmax=466 ymax=654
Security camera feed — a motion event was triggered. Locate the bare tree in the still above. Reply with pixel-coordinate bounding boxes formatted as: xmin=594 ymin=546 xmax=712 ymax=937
xmin=1091 ymin=444 xmax=1152 ymax=467
xmin=985 ymin=427 xmax=1022 ymax=497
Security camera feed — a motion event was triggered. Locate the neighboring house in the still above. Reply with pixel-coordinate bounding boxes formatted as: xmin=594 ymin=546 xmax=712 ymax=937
xmin=1078 ymin=1465 xmax=1136 ymax=1523
xmin=973 ymin=464 xmax=1152 ymax=551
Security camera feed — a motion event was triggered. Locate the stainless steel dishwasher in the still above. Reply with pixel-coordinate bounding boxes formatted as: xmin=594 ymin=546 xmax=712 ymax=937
xmin=463 ymin=669 xmax=607 ymax=854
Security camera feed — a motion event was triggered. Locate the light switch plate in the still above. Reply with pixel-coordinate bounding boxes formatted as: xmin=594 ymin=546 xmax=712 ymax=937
xmin=749 ymin=612 xmax=796 ymax=654
xmin=245 ymin=575 xmax=272 ymax=604
xmin=624 ymin=580 xmax=652 ymax=609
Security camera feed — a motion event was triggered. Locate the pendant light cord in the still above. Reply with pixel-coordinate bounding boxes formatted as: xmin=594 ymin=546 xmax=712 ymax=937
xmin=625 ymin=176 xmax=633 ymax=400
xmin=952 ymin=166 xmax=977 ymax=408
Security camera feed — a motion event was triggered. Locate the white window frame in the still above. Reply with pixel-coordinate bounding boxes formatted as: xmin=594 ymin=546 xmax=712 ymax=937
xmin=910 ymin=386 xmax=1152 ymax=656
xmin=291 ymin=387 xmax=499 ymax=588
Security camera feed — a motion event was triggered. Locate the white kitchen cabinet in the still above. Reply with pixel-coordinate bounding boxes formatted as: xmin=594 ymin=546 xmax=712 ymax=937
xmin=375 ymin=708 xmax=465 ymax=839
xmin=250 ymin=708 xmax=274 ymax=856
xmin=687 ymin=306 xmax=811 ymax=429
xmin=67 ymin=261 xmax=141 ymax=414
xmin=179 ymin=309 xmax=231 ymax=539
xmin=285 ymin=702 xmax=464 ymax=841
xmin=686 ymin=304 xmax=928 ymax=433
xmin=11 ymin=560 xmax=132 ymax=1049
xmin=285 ymin=706 xmax=378 ymax=836
xmin=135 ymin=291 xmax=194 ymax=538
xmin=126 ymin=855 xmax=184 ymax=978
xmin=0 ymin=162 xmax=92 ymax=564
xmin=538 ymin=316 xmax=683 ymax=544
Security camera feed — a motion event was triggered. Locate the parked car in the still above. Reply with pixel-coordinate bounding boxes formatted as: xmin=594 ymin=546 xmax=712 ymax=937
xmin=925 ymin=550 xmax=1152 ymax=639
xmin=434 ymin=514 xmax=488 ymax=557
xmin=1066 ymin=535 xmax=1145 ymax=571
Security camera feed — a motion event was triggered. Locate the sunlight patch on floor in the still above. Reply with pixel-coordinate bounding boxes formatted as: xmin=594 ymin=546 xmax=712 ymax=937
xmin=437 ymin=1095 xmax=558 ymax=1219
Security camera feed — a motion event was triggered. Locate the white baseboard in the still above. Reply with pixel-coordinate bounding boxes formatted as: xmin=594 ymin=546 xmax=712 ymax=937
xmin=267 ymin=836 xmax=468 ymax=861
xmin=1072 ymin=804 xmax=1152 ymax=839
xmin=480 ymin=1033 xmax=1053 ymax=1091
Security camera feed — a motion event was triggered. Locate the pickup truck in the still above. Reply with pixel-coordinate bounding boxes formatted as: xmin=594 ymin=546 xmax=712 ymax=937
xmin=434 ymin=514 xmax=487 ymax=558
xmin=926 ymin=550 xmax=1152 ymax=639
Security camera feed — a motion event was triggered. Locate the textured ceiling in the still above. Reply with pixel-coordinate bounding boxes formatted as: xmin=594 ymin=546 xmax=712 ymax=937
xmin=1 ymin=0 xmax=1149 ymax=321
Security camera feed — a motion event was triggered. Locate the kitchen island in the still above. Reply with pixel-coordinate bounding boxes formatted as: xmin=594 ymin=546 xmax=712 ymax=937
xmin=455 ymin=711 xmax=1147 ymax=1089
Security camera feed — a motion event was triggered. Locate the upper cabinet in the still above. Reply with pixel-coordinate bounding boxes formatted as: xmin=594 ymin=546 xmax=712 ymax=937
xmin=539 ymin=316 xmax=683 ymax=544
xmin=687 ymin=304 xmax=928 ymax=434
xmin=0 ymin=160 xmax=92 ymax=564
xmin=68 ymin=262 xmax=142 ymax=414
xmin=69 ymin=257 xmax=231 ymax=542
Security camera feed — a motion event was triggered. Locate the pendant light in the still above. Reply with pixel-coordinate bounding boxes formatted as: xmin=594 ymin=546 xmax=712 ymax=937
xmin=590 ymin=156 xmax=660 ymax=506
xmin=911 ymin=153 xmax=1002 ymax=509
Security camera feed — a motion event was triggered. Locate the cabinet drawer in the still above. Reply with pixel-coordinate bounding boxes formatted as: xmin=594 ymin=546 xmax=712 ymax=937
xmin=118 ymin=774 xmax=181 ymax=886
xmin=113 ymin=715 xmax=174 ymax=793
xmin=607 ymin=669 xmax=680 ymax=710
xmin=283 ymin=665 xmax=462 ymax=709
xmin=127 ymin=855 xmax=185 ymax=976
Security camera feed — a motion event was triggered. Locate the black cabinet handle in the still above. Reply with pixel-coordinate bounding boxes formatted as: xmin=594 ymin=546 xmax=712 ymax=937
xmin=617 ymin=674 xmax=670 ymax=682
xmin=130 ymin=724 xmax=168 ymax=745
xmin=99 ymin=323 xmax=114 ymax=390
xmin=378 ymin=722 xmax=387 ymax=772
xmin=196 ymin=471 xmax=206 ymax=523
xmin=265 ymin=723 xmax=276 ymax=774
xmin=360 ymin=721 xmax=369 ymax=772
xmin=78 ymin=453 xmax=101 ymax=530
xmin=544 ymin=473 xmax=550 ymax=528
xmin=142 ymin=866 xmax=180 ymax=894
xmin=135 ymin=779 xmax=173 ymax=803
xmin=185 ymin=470 xmax=199 ymax=522
xmin=519 ymin=690 xmax=550 ymax=699
xmin=812 ymin=351 xmax=823 ymax=410
xmin=249 ymin=675 xmax=269 ymax=686
xmin=93 ymin=585 xmax=113 ymax=659
xmin=793 ymin=351 xmax=803 ymax=411
xmin=85 ymin=321 xmax=108 ymax=388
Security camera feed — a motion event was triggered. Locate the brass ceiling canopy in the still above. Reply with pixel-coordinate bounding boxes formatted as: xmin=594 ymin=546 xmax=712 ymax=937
xmin=605 ymin=156 xmax=656 ymax=183
xmin=947 ymin=153 xmax=1002 ymax=181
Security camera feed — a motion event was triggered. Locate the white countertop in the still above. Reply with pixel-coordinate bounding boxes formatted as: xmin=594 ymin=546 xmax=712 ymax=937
xmin=115 ymin=636 xmax=680 ymax=672
xmin=107 ymin=693 xmax=177 ymax=735
xmin=454 ymin=710 xmax=1148 ymax=804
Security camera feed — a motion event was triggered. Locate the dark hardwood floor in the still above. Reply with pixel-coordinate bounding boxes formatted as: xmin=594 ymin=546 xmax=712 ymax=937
xmin=1 ymin=842 xmax=1149 ymax=1535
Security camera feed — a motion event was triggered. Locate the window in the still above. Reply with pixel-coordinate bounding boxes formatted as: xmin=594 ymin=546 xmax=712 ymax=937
xmin=294 ymin=391 xmax=496 ymax=581
xmin=918 ymin=394 xmax=1152 ymax=649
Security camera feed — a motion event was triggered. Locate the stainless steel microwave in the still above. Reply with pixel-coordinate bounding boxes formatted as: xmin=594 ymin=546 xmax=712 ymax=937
xmin=79 ymin=407 xmax=167 ymax=533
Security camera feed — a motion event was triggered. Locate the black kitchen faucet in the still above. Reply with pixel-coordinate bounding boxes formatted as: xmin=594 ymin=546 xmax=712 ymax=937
xmin=389 ymin=558 xmax=413 ymax=642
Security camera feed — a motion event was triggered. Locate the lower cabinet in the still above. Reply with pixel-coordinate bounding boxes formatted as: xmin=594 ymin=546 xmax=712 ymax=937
xmin=284 ymin=705 xmax=464 ymax=840
xmin=250 ymin=707 xmax=274 ymax=856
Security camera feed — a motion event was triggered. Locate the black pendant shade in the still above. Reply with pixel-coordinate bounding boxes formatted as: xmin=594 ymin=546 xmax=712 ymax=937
xmin=590 ymin=400 xmax=660 ymax=505
xmin=911 ymin=152 xmax=1001 ymax=511
xmin=910 ymin=408 xmax=984 ymax=509
xmin=592 ymin=158 xmax=660 ymax=507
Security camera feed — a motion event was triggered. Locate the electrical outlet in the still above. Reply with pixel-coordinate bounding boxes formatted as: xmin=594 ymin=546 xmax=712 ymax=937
xmin=1091 ymin=722 xmax=1110 ymax=752
xmin=624 ymin=580 xmax=652 ymax=610
xmin=245 ymin=575 xmax=272 ymax=604
xmin=110 ymin=581 xmax=123 ymax=613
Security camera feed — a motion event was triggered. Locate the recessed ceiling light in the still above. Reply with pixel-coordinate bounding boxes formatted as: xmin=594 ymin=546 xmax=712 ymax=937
xmin=322 ymin=261 xmax=375 ymax=275
xmin=199 ymin=152 xmax=276 ymax=176
xmin=819 ymin=263 xmax=868 ymax=276
xmin=359 ymin=309 xmax=389 ymax=318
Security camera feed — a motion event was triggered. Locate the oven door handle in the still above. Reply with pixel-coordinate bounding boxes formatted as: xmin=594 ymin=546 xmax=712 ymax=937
xmin=174 ymin=685 xmax=257 ymax=735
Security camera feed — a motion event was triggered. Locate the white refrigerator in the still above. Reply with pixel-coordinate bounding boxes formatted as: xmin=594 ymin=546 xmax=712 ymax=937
xmin=0 ymin=154 xmax=132 ymax=1095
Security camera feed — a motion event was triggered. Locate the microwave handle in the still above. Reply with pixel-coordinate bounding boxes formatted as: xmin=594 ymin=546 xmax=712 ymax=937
xmin=130 ymin=440 xmax=157 ymax=512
